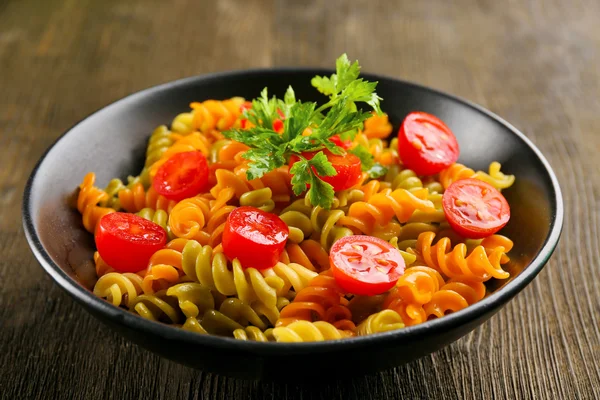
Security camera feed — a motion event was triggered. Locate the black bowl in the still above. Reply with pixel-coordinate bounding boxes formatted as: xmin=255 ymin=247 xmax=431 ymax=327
xmin=23 ymin=69 xmax=563 ymax=380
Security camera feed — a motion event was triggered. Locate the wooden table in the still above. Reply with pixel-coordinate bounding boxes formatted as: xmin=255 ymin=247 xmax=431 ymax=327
xmin=2 ymin=0 xmax=599 ymax=398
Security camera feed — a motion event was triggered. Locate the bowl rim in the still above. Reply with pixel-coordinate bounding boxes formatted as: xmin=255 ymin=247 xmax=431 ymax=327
xmin=22 ymin=68 xmax=564 ymax=354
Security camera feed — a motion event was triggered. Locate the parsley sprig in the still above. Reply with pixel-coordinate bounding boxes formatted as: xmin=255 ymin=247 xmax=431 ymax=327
xmin=223 ymin=54 xmax=384 ymax=209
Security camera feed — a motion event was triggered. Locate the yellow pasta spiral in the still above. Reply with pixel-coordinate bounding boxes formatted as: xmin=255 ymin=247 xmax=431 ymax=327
xmin=93 ymin=272 xmax=144 ymax=308
xmin=271 ymin=320 xmax=354 ymax=342
xmin=338 ymin=188 xmax=435 ymax=236
xmin=356 ymin=309 xmax=405 ymax=335
xmin=178 ymin=240 xmax=285 ymax=312
xmin=131 ymin=291 xmax=181 ymax=323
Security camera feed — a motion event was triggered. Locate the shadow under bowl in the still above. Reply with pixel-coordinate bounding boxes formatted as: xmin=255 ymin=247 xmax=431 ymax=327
xmin=23 ymin=69 xmax=563 ymax=380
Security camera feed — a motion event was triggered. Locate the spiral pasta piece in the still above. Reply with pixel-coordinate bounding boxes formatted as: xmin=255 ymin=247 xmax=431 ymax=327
xmin=285 ymin=240 xmax=330 ymax=273
xmin=239 ymin=187 xmax=275 ymax=211
xmin=440 ymin=162 xmax=515 ymax=190
xmin=168 ymin=196 xmax=211 ymax=242
xmin=309 ymin=207 xmax=353 ymax=250
xmin=233 ymin=326 xmax=271 ymax=342
xmin=361 ymin=112 xmax=393 ymax=139
xmin=356 ymin=309 xmax=405 ymax=335
xmin=190 ymin=97 xmax=245 ymax=134
xmin=136 ymin=207 xmax=174 ymax=239
xmin=100 ymin=178 xmax=126 ymax=209
xmin=77 ymin=173 xmax=115 ymax=233
xmin=262 ymin=262 xmax=319 ymax=294
xmin=141 ymin=246 xmax=184 ymax=294
xmin=277 ymin=272 xmax=354 ymax=329
xmin=178 ymin=240 xmax=284 ymax=311
xmin=165 ymin=282 xmax=215 ymax=318
xmin=171 ymin=112 xmax=195 ymax=134
xmin=131 ymin=291 xmax=181 ymax=323
xmin=412 ymin=231 xmax=510 ymax=282
xmin=93 ymin=272 xmax=144 ymax=308
xmin=117 ymin=183 xmax=177 ymax=214
xmin=271 ymin=321 xmax=353 ymax=342
xmin=339 ymin=188 xmax=435 ymax=236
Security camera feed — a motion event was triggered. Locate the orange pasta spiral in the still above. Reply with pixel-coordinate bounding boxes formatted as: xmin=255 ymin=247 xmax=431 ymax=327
xmin=168 ymin=196 xmax=211 ymax=243
xmin=277 ymin=271 xmax=355 ymax=330
xmin=141 ymin=239 xmax=185 ymax=294
xmin=117 ymin=182 xmax=177 ymax=214
xmin=190 ymin=98 xmax=245 ymax=134
xmin=338 ymin=188 xmax=435 ymax=236
xmin=411 ymin=231 xmax=511 ymax=282
xmin=361 ymin=112 xmax=393 ymax=139
xmin=77 ymin=173 xmax=115 ymax=233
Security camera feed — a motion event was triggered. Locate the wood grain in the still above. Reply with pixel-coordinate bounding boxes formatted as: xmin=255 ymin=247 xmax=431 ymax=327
xmin=1 ymin=0 xmax=599 ymax=398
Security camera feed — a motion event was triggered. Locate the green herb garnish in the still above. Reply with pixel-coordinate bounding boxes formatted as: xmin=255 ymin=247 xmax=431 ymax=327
xmin=223 ymin=54 xmax=383 ymax=209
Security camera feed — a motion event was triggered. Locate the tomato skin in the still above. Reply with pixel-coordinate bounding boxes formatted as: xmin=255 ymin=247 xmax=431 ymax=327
xmin=289 ymin=149 xmax=362 ymax=192
xmin=442 ymin=178 xmax=510 ymax=239
xmin=329 ymin=135 xmax=353 ymax=149
xmin=222 ymin=206 xmax=289 ymax=269
xmin=398 ymin=112 xmax=460 ymax=175
xmin=329 ymin=235 xmax=406 ymax=296
xmin=152 ymin=151 xmax=209 ymax=201
xmin=272 ymin=118 xmax=284 ymax=133
xmin=95 ymin=212 xmax=167 ymax=273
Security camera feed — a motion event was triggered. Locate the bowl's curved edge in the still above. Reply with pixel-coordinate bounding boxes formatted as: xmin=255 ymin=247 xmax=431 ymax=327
xmin=22 ymin=67 xmax=565 ymax=355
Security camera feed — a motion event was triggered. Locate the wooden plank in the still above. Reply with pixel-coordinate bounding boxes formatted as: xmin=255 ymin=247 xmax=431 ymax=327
xmin=1 ymin=0 xmax=599 ymax=398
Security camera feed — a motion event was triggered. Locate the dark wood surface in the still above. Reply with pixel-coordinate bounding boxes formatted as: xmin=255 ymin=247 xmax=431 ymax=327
xmin=2 ymin=0 xmax=599 ymax=398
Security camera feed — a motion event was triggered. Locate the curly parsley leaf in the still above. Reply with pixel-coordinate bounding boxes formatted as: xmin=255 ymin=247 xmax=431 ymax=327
xmin=308 ymin=175 xmax=335 ymax=210
xmin=223 ymin=126 xmax=283 ymax=150
xmin=245 ymin=88 xmax=281 ymax=128
xmin=283 ymin=101 xmax=316 ymax=142
xmin=349 ymin=145 xmax=374 ymax=171
xmin=308 ymin=151 xmax=336 ymax=177
xmin=242 ymin=148 xmax=285 ymax=181
xmin=311 ymin=54 xmax=361 ymax=98
xmin=289 ymin=159 xmax=312 ymax=196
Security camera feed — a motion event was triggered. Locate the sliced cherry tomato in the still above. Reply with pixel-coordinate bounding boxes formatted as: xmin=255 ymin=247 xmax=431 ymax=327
xmin=398 ymin=111 xmax=460 ymax=175
xmin=222 ymin=206 xmax=289 ymax=269
xmin=329 ymin=135 xmax=353 ymax=149
xmin=289 ymin=149 xmax=362 ymax=192
xmin=442 ymin=178 xmax=510 ymax=239
xmin=152 ymin=151 xmax=209 ymax=201
xmin=330 ymin=235 xmax=406 ymax=296
xmin=95 ymin=212 xmax=167 ymax=273
xmin=273 ymin=118 xmax=284 ymax=133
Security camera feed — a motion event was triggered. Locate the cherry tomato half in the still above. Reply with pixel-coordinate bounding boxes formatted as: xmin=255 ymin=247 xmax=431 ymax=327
xmin=330 ymin=235 xmax=406 ymax=296
xmin=442 ymin=178 xmax=510 ymax=239
xmin=222 ymin=206 xmax=289 ymax=269
xmin=152 ymin=151 xmax=209 ymax=201
xmin=398 ymin=111 xmax=460 ymax=175
xmin=329 ymin=135 xmax=353 ymax=149
xmin=95 ymin=212 xmax=167 ymax=273
xmin=289 ymin=149 xmax=362 ymax=192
